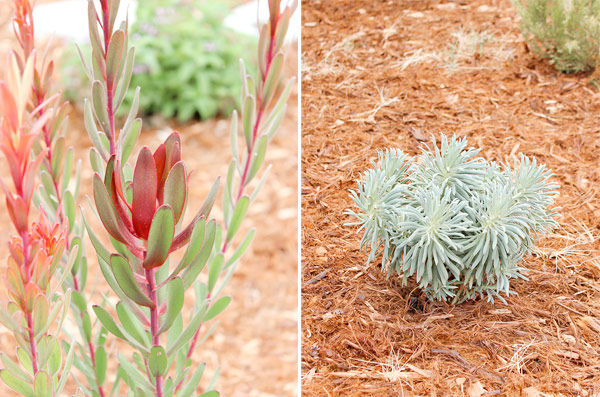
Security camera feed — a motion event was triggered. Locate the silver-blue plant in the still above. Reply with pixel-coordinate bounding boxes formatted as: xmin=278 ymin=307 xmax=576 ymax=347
xmin=347 ymin=135 xmax=559 ymax=303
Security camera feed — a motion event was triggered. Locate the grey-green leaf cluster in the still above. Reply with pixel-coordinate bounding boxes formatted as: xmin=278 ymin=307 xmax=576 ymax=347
xmin=512 ymin=0 xmax=600 ymax=73
xmin=347 ymin=135 xmax=560 ymax=303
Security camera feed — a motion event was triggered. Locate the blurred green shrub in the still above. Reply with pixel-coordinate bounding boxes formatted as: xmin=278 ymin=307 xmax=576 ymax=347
xmin=512 ymin=0 xmax=600 ymax=73
xmin=62 ymin=0 xmax=256 ymax=122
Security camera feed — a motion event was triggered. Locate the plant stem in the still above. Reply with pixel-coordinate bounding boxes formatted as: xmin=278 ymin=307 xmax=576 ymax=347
xmin=145 ymin=267 xmax=163 ymax=397
xmin=20 ymin=231 xmax=39 ymax=375
xmin=100 ymin=0 xmax=117 ymax=155
xmin=184 ymin=1 xmax=281 ymax=374
xmin=72 ymin=276 xmax=106 ymax=397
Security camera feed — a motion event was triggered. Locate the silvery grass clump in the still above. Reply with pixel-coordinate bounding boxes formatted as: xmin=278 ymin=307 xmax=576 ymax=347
xmin=512 ymin=0 xmax=600 ymax=73
xmin=347 ymin=135 xmax=560 ymax=304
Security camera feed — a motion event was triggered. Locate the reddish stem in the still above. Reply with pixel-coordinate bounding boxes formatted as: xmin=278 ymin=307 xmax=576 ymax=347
xmin=145 ymin=267 xmax=163 ymax=397
xmin=72 ymin=275 xmax=106 ymax=397
xmin=25 ymin=311 xmax=38 ymax=375
xmin=18 ymin=230 xmax=39 ymax=375
xmin=183 ymin=2 xmax=281 ymax=380
xmin=100 ymin=0 xmax=117 ymax=155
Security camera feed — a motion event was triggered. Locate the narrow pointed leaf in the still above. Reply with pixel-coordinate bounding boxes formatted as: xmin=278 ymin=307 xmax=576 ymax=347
xmin=110 ymin=254 xmax=155 ymax=308
xmin=158 ymin=277 xmax=184 ymax=334
xmin=226 ymin=196 xmax=250 ymax=242
xmin=163 ymin=162 xmax=187 ymax=223
xmin=142 ymin=205 xmax=175 ymax=269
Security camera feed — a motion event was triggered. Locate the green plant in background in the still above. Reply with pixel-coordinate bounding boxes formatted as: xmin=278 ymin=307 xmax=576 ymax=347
xmin=62 ymin=0 xmax=256 ymax=123
xmin=512 ymin=0 xmax=600 ymax=73
xmin=347 ymin=135 xmax=559 ymax=304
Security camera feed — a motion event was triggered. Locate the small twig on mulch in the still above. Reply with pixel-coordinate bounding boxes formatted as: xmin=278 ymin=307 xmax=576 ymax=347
xmin=305 ymin=269 xmax=331 ymax=285
xmin=430 ymin=348 xmax=505 ymax=384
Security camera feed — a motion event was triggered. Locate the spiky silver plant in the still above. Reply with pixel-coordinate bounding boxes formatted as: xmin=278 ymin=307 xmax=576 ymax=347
xmin=347 ymin=135 xmax=559 ymax=304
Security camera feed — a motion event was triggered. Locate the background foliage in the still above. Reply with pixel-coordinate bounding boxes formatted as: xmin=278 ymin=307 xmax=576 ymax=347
xmin=62 ymin=0 xmax=256 ymax=122
xmin=513 ymin=0 xmax=600 ymax=73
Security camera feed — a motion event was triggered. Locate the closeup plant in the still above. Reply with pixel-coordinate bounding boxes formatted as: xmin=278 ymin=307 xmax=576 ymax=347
xmin=63 ymin=0 xmax=256 ymax=122
xmin=0 ymin=1 xmax=77 ymax=395
xmin=0 ymin=0 xmax=295 ymax=395
xmin=78 ymin=0 xmax=295 ymax=395
xmin=347 ymin=135 xmax=559 ymax=304
xmin=512 ymin=0 xmax=600 ymax=73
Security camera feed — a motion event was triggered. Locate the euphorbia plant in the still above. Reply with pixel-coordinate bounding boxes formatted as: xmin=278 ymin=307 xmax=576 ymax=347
xmin=79 ymin=0 xmax=296 ymax=395
xmin=348 ymin=135 xmax=559 ymax=303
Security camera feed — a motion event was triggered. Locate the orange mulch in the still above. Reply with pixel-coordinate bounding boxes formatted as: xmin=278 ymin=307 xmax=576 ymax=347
xmin=301 ymin=0 xmax=600 ymax=395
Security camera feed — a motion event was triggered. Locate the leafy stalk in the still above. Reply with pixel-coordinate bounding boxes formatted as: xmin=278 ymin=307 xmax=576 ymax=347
xmin=178 ymin=0 xmax=298 ymax=385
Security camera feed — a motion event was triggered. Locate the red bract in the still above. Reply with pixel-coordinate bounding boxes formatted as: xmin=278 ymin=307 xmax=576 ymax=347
xmin=93 ymin=132 xmax=202 ymax=268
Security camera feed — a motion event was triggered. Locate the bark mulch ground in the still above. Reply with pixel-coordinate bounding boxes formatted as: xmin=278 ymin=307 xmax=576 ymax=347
xmin=301 ymin=0 xmax=600 ymax=395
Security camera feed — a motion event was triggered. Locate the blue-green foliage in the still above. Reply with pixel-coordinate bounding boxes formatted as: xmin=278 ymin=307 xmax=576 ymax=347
xmin=347 ymin=135 xmax=559 ymax=303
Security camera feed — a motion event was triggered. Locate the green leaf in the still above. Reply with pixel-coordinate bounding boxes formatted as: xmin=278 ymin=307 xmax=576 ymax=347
xmin=116 ymin=302 xmax=149 ymax=348
xmin=92 ymin=305 xmax=127 ymax=340
xmin=166 ymin=307 xmax=206 ymax=356
xmin=106 ymin=30 xmax=125 ymax=86
xmin=81 ymin=209 xmax=110 ymax=264
xmin=158 ymin=277 xmax=184 ymax=335
xmin=115 ymin=47 xmax=135 ymax=111
xmin=51 ymin=137 xmax=66 ymax=181
xmin=0 ymin=353 xmax=30 ymax=383
xmin=55 ymin=342 xmax=75 ymax=396
xmin=171 ymin=219 xmax=205 ymax=278
xmin=200 ymin=392 xmax=219 ymax=397
xmin=117 ymin=352 xmax=154 ymax=392
xmin=226 ymin=196 xmax=249 ymax=242
xmin=178 ymin=363 xmax=206 ymax=397
xmin=230 ymin=110 xmax=239 ymax=165
xmin=95 ymin=346 xmax=107 ymax=386
xmin=84 ymin=99 xmax=107 ymax=161
xmin=148 ymin=346 xmax=167 ymax=377
xmin=33 ymin=371 xmax=50 ymax=397
xmin=63 ymin=190 xmax=76 ymax=232
xmin=46 ymin=338 xmax=61 ymax=376
xmin=163 ymin=162 xmax=187 ymax=224
xmin=262 ymin=51 xmax=284 ymax=106
xmin=142 ymin=205 xmax=175 ymax=269
xmin=208 ymin=254 xmax=224 ymax=293
xmin=120 ymin=118 xmax=142 ymax=165
xmin=110 ymin=254 xmax=155 ymax=308
xmin=182 ymin=221 xmax=216 ymax=289
xmin=17 ymin=347 xmax=33 ymax=375
xmin=0 ymin=369 xmax=34 ymax=397
xmin=92 ymin=80 xmax=111 ymax=138
xmin=203 ymin=296 xmax=231 ymax=322
xmin=242 ymin=95 xmax=255 ymax=148
xmin=248 ymin=135 xmax=268 ymax=182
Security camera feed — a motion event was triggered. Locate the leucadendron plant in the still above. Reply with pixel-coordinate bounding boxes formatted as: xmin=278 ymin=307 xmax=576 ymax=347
xmin=0 ymin=1 xmax=77 ymax=395
xmin=80 ymin=0 xmax=296 ymax=395
xmin=347 ymin=135 xmax=559 ymax=304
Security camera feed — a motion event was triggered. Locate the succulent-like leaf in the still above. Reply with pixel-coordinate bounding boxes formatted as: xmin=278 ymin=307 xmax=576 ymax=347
xmin=142 ymin=205 xmax=175 ymax=269
xmin=110 ymin=254 xmax=155 ymax=308
xmin=148 ymin=346 xmax=167 ymax=377
xmin=171 ymin=177 xmax=219 ymax=251
xmin=163 ymin=161 xmax=187 ymax=223
xmin=132 ymin=147 xmax=158 ymax=239
xmin=158 ymin=277 xmax=184 ymax=335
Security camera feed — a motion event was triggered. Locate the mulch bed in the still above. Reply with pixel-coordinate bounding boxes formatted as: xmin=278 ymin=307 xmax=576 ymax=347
xmin=301 ymin=0 xmax=600 ymax=395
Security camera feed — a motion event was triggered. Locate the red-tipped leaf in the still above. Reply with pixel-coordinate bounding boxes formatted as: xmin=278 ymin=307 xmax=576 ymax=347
xmin=132 ymin=147 xmax=158 ymax=239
